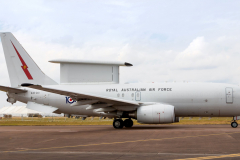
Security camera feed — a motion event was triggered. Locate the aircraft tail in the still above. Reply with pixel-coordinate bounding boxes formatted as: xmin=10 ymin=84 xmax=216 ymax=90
xmin=0 ymin=32 xmax=58 ymax=87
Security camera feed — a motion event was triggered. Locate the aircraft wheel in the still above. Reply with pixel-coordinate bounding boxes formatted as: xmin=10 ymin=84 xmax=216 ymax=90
xmin=113 ymin=119 xmax=124 ymax=129
xmin=124 ymin=119 xmax=133 ymax=128
xmin=231 ymin=121 xmax=238 ymax=128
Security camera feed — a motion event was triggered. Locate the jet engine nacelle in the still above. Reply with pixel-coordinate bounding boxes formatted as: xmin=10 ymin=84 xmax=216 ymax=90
xmin=137 ymin=104 xmax=177 ymax=124
xmin=7 ymin=97 xmax=16 ymax=104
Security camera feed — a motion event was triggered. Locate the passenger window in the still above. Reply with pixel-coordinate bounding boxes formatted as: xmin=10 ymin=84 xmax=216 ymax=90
xmin=122 ymin=93 xmax=124 ymax=97
xmin=131 ymin=93 xmax=134 ymax=97
xmin=117 ymin=93 xmax=120 ymax=97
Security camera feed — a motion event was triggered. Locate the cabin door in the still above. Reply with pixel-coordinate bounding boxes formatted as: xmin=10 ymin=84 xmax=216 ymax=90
xmin=43 ymin=94 xmax=49 ymax=105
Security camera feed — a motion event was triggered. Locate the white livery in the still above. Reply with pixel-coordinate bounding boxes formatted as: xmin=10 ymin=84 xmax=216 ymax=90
xmin=0 ymin=32 xmax=240 ymax=129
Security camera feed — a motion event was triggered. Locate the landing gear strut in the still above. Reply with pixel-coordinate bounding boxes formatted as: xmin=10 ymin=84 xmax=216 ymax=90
xmin=113 ymin=119 xmax=134 ymax=129
xmin=231 ymin=121 xmax=238 ymax=128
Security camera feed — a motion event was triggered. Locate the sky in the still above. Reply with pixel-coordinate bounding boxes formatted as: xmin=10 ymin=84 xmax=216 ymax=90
xmin=0 ymin=0 xmax=240 ymax=107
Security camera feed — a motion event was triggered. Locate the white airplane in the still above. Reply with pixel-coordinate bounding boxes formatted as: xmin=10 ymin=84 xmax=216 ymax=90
xmin=0 ymin=32 xmax=239 ymax=129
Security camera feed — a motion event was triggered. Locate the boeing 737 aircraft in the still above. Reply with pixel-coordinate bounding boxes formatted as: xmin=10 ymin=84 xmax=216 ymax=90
xmin=0 ymin=32 xmax=239 ymax=129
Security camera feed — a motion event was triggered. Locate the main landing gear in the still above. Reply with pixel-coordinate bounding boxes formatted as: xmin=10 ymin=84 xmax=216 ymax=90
xmin=113 ymin=118 xmax=133 ymax=129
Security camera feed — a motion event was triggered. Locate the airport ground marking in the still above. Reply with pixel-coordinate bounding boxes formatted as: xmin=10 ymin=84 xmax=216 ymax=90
xmin=2 ymin=131 xmax=240 ymax=153
xmin=35 ymin=139 xmax=56 ymax=144
xmin=177 ymin=153 xmax=240 ymax=160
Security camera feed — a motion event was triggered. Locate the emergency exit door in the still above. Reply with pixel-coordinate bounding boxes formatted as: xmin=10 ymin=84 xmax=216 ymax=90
xmin=43 ymin=94 xmax=49 ymax=105
xmin=135 ymin=92 xmax=141 ymax=101
xmin=226 ymin=88 xmax=233 ymax=103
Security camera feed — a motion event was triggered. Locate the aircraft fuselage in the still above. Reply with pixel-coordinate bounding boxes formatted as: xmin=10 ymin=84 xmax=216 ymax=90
xmin=11 ymin=82 xmax=240 ymax=117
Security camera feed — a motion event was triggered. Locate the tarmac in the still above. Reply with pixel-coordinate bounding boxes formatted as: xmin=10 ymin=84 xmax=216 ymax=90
xmin=1 ymin=124 xmax=240 ymax=160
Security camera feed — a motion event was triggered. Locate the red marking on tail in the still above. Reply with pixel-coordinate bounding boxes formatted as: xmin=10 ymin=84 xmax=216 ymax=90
xmin=11 ymin=41 xmax=33 ymax=80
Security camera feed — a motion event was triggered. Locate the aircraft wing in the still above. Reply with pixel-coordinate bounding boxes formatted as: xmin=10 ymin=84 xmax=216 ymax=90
xmin=27 ymin=101 xmax=58 ymax=113
xmin=21 ymin=84 xmax=139 ymax=106
xmin=0 ymin=85 xmax=27 ymax=93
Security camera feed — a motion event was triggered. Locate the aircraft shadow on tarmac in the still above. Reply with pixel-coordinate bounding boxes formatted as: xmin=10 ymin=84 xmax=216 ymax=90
xmin=122 ymin=126 xmax=184 ymax=130
xmin=54 ymin=126 xmax=184 ymax=135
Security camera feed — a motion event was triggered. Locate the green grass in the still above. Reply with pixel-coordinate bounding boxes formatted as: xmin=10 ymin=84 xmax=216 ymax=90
xmin=0 ymin=117 xmax=234 ymax=126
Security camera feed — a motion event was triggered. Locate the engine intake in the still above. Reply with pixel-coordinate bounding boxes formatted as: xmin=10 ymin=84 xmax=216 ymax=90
xmin=7 ymin=97 xmax=16 ymax=104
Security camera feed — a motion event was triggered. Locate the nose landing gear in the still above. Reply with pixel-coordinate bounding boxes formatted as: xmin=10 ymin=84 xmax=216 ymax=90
xmin=231 ymin=116 xmax=239 ymax=128
xmin=231 ymin=121 xmax=238 ymax=128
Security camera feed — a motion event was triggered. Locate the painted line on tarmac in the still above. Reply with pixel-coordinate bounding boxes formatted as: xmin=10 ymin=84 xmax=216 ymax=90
xmin=176 ymin=153 xmax=240 ymax=160
xmin=2 ymin=131 xmax=240 ymax=153
xmin=35 ymin=139 xmax=56 ymax=144
xmin=0 ymin=151 xmax=225 ymax=156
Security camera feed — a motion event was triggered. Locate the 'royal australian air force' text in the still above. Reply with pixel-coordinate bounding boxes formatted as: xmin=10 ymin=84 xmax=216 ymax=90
xmin=106 ymin=88 xmax=172 ymax=92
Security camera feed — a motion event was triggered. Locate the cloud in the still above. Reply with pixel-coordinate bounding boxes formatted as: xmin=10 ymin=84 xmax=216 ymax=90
xmin=173 ymin=37 xmax=219 ymax=70
xmin=1 ymin=0 xmax=240 ymax=107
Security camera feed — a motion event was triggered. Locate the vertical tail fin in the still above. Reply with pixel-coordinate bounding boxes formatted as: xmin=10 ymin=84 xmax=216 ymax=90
xmin=0 ymin=32 xmax=58 ymax=87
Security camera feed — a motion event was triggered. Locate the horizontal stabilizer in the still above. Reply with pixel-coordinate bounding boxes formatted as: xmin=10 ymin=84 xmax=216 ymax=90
xmin=0 ymin=85 xmax=27 ymax=93
xmin=27 ymin=101 xmax=58 ymax=113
